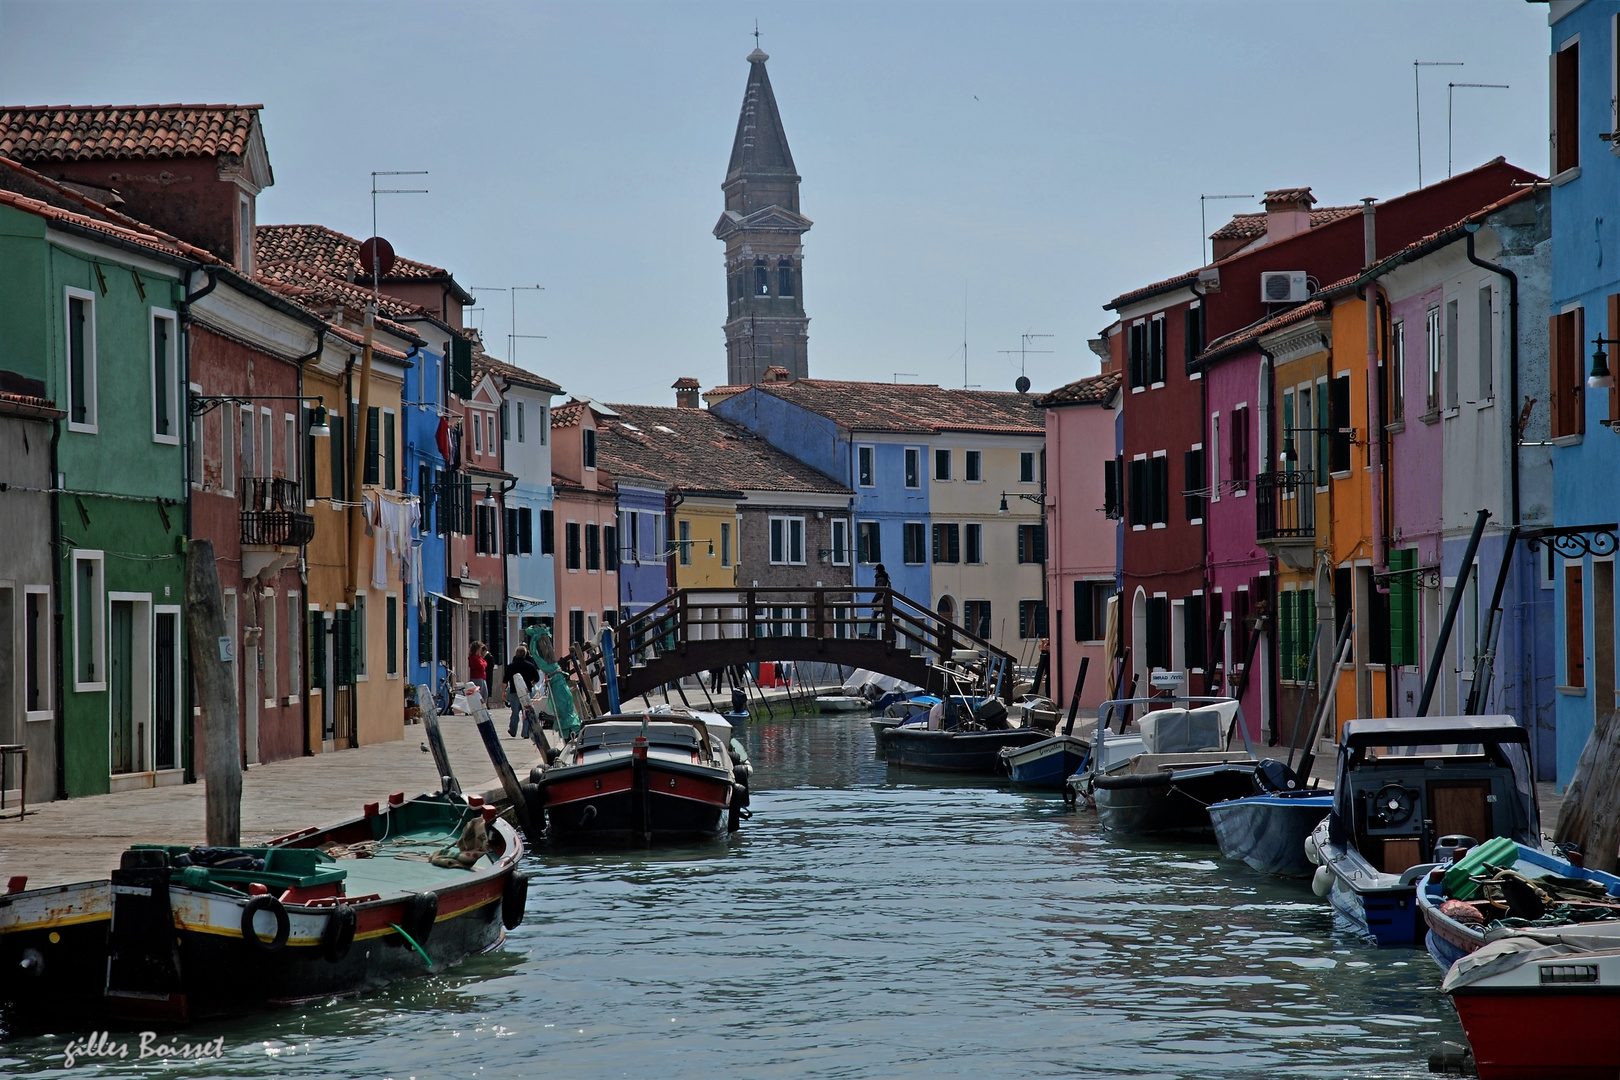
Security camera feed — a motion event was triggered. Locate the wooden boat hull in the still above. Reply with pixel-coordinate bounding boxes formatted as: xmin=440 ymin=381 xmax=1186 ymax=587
xmin=882 ymin=727 xmax=1048 ymax=774
xmin=0 ymin=879 xmax=113 ymax=1018
xmin=1208 ymin=792 xmax=1332 ymax=877
xmin=1000 ymin=735 xmax=1089 ymax=789
xmin=1452 ymin=991 xmax=1620 ymax=1080
xmin=540 ymin=756 xmax=735 ymax=843
xmin=1093 ymin=764 xmax=1256 ymax=837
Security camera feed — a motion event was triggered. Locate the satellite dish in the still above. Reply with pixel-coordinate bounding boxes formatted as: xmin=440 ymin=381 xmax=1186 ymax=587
xmin=359 ymin=236 xmax=396 ymax=279
xmin=1015 ymin=375 xmax=1031 ymax=394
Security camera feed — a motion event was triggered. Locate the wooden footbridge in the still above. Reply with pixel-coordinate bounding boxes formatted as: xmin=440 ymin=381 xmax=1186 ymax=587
xmin=583 ymin=587 xmax=1019 ymax=707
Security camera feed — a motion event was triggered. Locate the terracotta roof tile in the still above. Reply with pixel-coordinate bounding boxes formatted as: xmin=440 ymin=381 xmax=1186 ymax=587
xmin=0 ymin=158 xmax=218 ymax=265
xmin=1034 ymin=370 xmax=1121 ymax=407
xmin=472 ymin=353 xmax=563 ymax=396
xmin=599 ymin=403 xmax=849 ymax=496
xmin=255 ymin=224 xmax=458 ymax=287
xmin=1263 ymin=187 xmax=1317 ymax=205
xmin=550 ymin=401 xmax=587 ymax=428
xmin=0 ymin=105 xmax=262 ymax=162
xmin=1105 ymin=269 xmax=1203 ymax=312
xmin=740 ymin=378 xmax=1045 ymax=435
xmin=1209 ymin=205 xmax=1361 ymax=241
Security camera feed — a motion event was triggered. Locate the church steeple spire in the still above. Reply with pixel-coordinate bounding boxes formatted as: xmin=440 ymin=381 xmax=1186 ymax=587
xmin=715 ymin=45 xmax=812 ymax=386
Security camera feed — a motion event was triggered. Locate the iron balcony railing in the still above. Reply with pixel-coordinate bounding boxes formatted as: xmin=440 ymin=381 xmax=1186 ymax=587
xmin=241 ymin=476 xmax=315 ymax=547
xmin=1255 ymin=469 xmax=1315 ymax=541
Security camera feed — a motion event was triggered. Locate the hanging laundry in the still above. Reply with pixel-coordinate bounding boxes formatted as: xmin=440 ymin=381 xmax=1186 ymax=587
xmin=436 ymin=416 xmax=452 ymax=462
xmin=371 ymin=496 xmax=388 ymax=589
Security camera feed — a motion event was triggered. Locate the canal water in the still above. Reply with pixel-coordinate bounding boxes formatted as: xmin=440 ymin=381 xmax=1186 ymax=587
xmin=3 ymin=714 xmax=1464 ymax=1078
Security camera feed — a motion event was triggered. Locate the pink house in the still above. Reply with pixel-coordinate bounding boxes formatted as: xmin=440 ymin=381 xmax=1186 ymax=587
xmin=1037 ymin=371 xmax=1121 ymax=711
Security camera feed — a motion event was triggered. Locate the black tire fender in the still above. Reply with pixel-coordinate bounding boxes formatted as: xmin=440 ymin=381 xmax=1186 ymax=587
xmin=241 ymin=894 xmax=290 ymax=953
xmin=404 ymin=891 xmax=438 ymax=945
xmin=501 ymin=872 xmax=528 ymax=931
xmin=320 ymin=903 xmax=357 ymax=963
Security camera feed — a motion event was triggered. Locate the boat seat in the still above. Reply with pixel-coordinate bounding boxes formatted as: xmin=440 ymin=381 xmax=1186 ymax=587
xmin=1119 ymin=751 xmax=1253 ymax=775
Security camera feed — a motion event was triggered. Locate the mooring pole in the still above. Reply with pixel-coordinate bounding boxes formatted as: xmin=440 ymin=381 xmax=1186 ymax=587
xmin=184 ymin=539 xmax=242 ymax=847
xmin=1416 ymin=507 xmax=1490 ymax=717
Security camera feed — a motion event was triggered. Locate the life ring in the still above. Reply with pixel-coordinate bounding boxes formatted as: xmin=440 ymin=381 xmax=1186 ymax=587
xmin=321 ymin=904 xmax=357 ymax=962
xmin=241 ymin=895 xmax=290 ymax=953
xmin=403 ymin=891 xmax=438 ymax=945
xmin=502 ymin=872 xmax=528 ymax=931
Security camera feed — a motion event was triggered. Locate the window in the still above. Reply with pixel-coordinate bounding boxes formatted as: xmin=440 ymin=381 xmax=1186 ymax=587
xmin=239 ymin=406 xmax=256 ymax=479
xmin=569 ymin=609 xmax=586 ymax=650
xmin=263 ymin=592 xmax=278 ymax=702
xmin=383 ymin=409 xmax=397 ymax=488
xmin=516 ymin=401 xmax=526 ymax=442
xmin=1229 ymin=405 xmax=1250 ymax=494
xmin=1425 ymin=306 xmax=1443 ymax=413
xmin=501 ymin=400 xmax=510 ymax=441
xmin=721 ymin=521 xmax=733 ymax=567
xmin=261 ymin=406 xmax=274 ymax=478
xmin=830 ymin=519 xmax=848 ymax=565
xmin=857 ymin=521 xmax=881 ymax=564
xmin=24 ymin=588 xmax=50 ymax=714
xmin=475 ymin=504 xmax=498 ymax=555
xmin=1145 ymin=596 xmax=1169 ymax=668
xmin=1131 ymin=456 xmax=1169 ymax=527
xmin=678 ymin=520 xmax=691 ymax=566
xmin=565 ymin=521 xmax=581 ymax=570
xmin=1103 ymin=458 xmax=1122 ymax=519
xmin=1184 ymin=303 xmax=1205 ymax=371
xmin=1019 ymin=600 xmax=1048 ymax=640
xmin=754 ymin=258 xmax=769 ymax=296
xmin=770 ymin=517 xmax=806 ymax=564
xmin=238 ymin=193 xmax=254 ymax=274
xmin=1476 ymin=287 xmax=1494 ymax=401
xmin=934 ymin=448 xmax=951 ymax=481
xmin=931 ymin=523 xmax=960 ymax=563
xmin=151 ymin=310 xmax=178 ymax=443
xmin=486 ymin=413 xmax=495 ymax=454
xmin=779 ymin=261 xmax=794 ymax=296
xmin=1388 ymin=549 xmax=1419 ymax=667
xmin=965 ymin=522 xmax=983 ymax=564
xmin=1017 ymin=523 xmax=1046 ymax=563
xmin=585 ymin=523 xmax=601 ymax=571
xmin=1552 ymin=309 xmax=1585 ymax=438
xmin=1185 ymin=593 xmax=1206 ymax=672
xmin=1444 ymin=298 xmax=1460 ymax=410
xmin=506 ymin=506 xmax=534 ymax=556
xmin=1148 ymin=316 xmax=1166 ymax=384
xmin=583 ymin=428 xmax=597 ymax=469
xmin=905 ymin=448 xmax=921 ymax=488
xmin=190 ymin=413 xmax=204 ymax=488
xmin=1019 ymin=452 xmax=1036 ymax=484
xmin=857 ymin=445 xmax=875 ymax=487
xmin=1329 ymin=375 xmax=1351 ymax=474
xmin=327 ymin=412 xmax=346 ymax=500
xmin=541 ymin=509 xmax=555 ymax=555
xmin=604 ymin=523 xmax=619 ymax=572
xmin=72 ymin=551 xmax=105 ymax=689
xmin=1128 ymin=321 xmax=1147 ymax=389
xmin=903 ymin=522 xmax=927 ymax=564
xmin=386 ymin=594 xmax=398 ymax=677
xmin=354 ymin=593 xmax=369 ymax=678
xmin=964 ymin=600 xmax=991 ymax=638
xmin=1073 ymin=581 xmax=1108 ymax=642
xmin=964 ymin=450 xmax=982 ymax=482
xmin=1565 ymin=562 xmax=1586 ymax=688
xmin=287 ymin=591 xmax=301 ymax=696
xmin=1554 ymin=37 xmax=1580 ymax=176
xmin=284 ymin=414 xmax=298 ymax=485
xmin=1390 ymin=321 xmax=1406 ymax=422
xmin=1184 ymin=446 xmax=1205 ymax=522
xmin=1128 ymin=458 xmax=1147 ymax=528
xmin=66 ymin=289 xmax=97 ymax=431
xmin=471 ymin=409 xmax=482 ymax=453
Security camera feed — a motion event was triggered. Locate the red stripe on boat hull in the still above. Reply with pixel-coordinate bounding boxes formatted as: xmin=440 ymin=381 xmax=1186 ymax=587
xmin=1453 ymin=991 xmax=1620 ymax=1079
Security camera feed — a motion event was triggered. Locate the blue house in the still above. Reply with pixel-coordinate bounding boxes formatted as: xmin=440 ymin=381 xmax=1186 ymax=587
xmin=1546 ymin=1 xmax=1620 ymax=787
xmin=611 ymin=476 xmax=672 ymax=620
xmin=401 ymin=339 xmax=453 ymax=692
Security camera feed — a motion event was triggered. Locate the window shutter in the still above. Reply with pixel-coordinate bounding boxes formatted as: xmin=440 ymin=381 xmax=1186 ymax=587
xmin=541 ymin=509 xmax=554 ymax=555
xmin=451 ymin=337 xmax=474 ymax=398
xmin=1074 ymin=582 xmax=1091 ymax=641
xmin=1103 ymin=459 xmax=1119 ymax=517
xmin=521 ymin=508 xmax=534 ymax=554
xmin=1576 ymin=306 xmax=1587 ymax=436
xmin=1185 ymin=593 xmax=1205 ymax=672
xmin=1033 ymin=524 xmax=1045 ymax=562
xmin=605 ymin=525 xmax=618 ymax=571
xmin=309 ymin=610 xmax=326 ymax=690
xmin=932 ymin=524 xmax=942 ymax=563
xmin=383 ymin=410 xmax=396 ymax=488
xmin=1609 ymin=295 xmax=1620 ymax=423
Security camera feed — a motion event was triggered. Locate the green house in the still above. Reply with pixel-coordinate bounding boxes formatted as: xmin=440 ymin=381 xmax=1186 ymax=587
xmin=0 ymin=164 xmax=200 ymax=797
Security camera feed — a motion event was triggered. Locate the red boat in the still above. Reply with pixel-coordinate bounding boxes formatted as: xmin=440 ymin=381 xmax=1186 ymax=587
xmin=1443 ymin=923 xmax=1620 ymax=1079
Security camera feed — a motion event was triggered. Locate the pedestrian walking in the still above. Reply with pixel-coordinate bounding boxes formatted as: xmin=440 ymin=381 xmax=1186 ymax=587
xmin=468 ymin=642 xmax=490 ymax=706
xmin=505 ymin=645 xmax=543 ymax=737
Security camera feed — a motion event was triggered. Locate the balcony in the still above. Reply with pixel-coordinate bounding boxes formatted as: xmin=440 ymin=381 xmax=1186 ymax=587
xmin=1255 ymin=470 xmax=1316 ymax=571
xmin=241 ymin=476 xmax=315 ymax=548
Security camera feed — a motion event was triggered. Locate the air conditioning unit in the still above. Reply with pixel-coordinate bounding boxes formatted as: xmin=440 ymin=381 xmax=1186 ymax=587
xmin=1261 ymin=271 xmax=1310 ymax=303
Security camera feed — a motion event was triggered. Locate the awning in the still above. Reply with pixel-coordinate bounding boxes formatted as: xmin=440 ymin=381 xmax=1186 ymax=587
xmin=427 ymin=591 xmax=462 ymax=606
xmin=506 ymin=594 xmax=547 ymax=608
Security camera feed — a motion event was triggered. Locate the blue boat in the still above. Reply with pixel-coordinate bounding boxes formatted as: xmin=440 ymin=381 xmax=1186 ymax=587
xmin=1000 ymin=734 xmax=1089 ymax=789
xmin=1309 ymin=715 xmax=1539 ymax=947
xmin=1208 ymin=788 xmax=1333 ymax=877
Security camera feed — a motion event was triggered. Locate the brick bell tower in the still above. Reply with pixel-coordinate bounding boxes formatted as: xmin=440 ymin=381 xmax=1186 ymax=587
xmin=714 ymin=46 xmax=813 ymax=386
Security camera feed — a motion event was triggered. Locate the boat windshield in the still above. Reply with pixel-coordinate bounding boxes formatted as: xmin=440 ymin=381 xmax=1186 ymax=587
xmin=1359 ymin=744 xmax=1484 ymax=760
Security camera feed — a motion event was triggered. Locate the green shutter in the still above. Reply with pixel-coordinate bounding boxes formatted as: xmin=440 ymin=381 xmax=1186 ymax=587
xmin=1279 ymin=591 xmax=1296 ymax=682
xmin=451 ymin=337 xmax=474 ymax=399
xmin=364 ymin=407 xmax=381 ymax=485
xmin=309 ymin=609 xmax=326 ymax=690
xmin=1389 ymin=549 xmax=1417 ymax=666
xmin=387 ymin=595 xmax=398 ymax=676
xmin=1298 ymin=588 xmax=1314 ymax=679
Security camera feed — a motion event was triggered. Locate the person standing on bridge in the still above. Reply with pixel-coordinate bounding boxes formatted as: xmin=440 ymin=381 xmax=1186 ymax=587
xmin=873 ymin=564 xmax=891 ymax=590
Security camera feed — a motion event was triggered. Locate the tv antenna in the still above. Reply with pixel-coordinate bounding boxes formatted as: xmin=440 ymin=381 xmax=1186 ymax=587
xmin=471 ymin=285 xmax=548 ymax=363
xmin=1200 ymin=194 xmax=1253 ymax=265
xmin=1448 ymin=82 xmax=1509 ymax=178
xmin=1414 ymin=60 xmax=1464 ymax=187
xmin=998 ymin=333 xmax=1052 ymax=394
xmin=363 ymin=171 xmax=428 ymax=302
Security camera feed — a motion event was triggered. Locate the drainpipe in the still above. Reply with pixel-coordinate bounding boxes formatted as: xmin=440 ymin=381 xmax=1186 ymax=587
xmin=49 ymin=415 xmax=65 ymax=800
xmin=1362 ymin=199 xmax=1389 ymax=589
xmin=1464 ymin=226 xmax=1520 ymax=527
xmin=292 ymin=324 xmax=325 ymax=757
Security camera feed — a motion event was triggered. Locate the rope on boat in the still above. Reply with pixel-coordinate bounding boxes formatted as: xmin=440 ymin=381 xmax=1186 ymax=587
xmin=388 ymin=923 xmax=435 ymax=969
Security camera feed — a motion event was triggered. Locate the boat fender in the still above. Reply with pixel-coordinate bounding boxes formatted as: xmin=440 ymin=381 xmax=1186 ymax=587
xmin=520 ymin=781 xmax=544 ymax=819
xmin=19 ymin=947 xmax=44 ymax=977
xmin=529 ymin=765 xmax=546 ymax=786
xmin=241 ymin=895 xmax=290 ymax=953
xmin=729 ymin=738 xmax=750 ymax=766
xmin=1304 ymin=834 xmax=1321 ymax=866
xmin=1311 ymin=864 xmax=1333 ymax=898
xmin=404 ymin=891 xmax=439 ymax=946
xmin=320 ymin=904 xmax=357 ymax=962
xmin=501 ymin=872 xmax=529 ymax=931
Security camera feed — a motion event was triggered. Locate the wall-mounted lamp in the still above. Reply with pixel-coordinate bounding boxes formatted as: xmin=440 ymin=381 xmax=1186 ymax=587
xmin=998 ymin=491 xmax=1044 ymax=516
xmin=1591 ymin=336 xmax=1618 ymax=389
xmin=481 ymin=485 xmax=497 ymax=508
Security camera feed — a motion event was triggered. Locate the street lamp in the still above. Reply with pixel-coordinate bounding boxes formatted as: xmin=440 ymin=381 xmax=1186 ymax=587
xmin=998 ymin=491 xmax=1043 ymax=516
xmin=1591 ymin=336 xmax=1618 ymax=390
xmin=481 ymin=485 xmax=498 ymax=508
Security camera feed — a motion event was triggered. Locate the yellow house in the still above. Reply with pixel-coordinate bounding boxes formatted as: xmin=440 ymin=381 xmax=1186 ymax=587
xmin=671 ymin=493 xmax=741 ymax=589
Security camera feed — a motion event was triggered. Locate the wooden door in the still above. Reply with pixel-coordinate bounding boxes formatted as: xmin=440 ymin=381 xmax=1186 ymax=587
xmin=110 ymin=601 xmax=134 ymax=774
xmin=154 ymin=612 xmax=177 ymax=770
xmin=1429 ymin=780 xmax=1493 ymax=843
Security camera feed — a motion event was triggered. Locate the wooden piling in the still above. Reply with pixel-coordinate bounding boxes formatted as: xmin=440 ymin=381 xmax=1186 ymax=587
xmin=184 ymin=539 xmax=242 ymax=847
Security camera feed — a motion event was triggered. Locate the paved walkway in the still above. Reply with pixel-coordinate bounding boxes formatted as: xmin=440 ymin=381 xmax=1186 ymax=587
xmin=0 ymin=716 xmax=547 ymax=889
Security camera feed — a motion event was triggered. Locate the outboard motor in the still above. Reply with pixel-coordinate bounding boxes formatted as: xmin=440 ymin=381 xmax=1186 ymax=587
xmin=1252 ymin=758 xmax=1302 ymax=794
xmin=1434 ymin=834 xmax=1477 ymax=864
xmin=731 ymin=688 xmax=747 ymax=714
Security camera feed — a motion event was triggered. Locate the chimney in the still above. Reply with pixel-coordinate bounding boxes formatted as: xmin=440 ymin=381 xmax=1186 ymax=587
xmin=762 ymin=365 xmax=793 ymax=384
xmin=1262 ymin=187 xmax=1316 ymax=245
xmin=672 ymin=377 xmax=702 ymax=409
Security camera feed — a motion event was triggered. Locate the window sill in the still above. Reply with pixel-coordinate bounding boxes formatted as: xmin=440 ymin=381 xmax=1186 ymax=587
xmin=68 ymin=422 xmax=98 ymax=435
xmin=284 ymin=695 xmax=300 ymax=706
xmin=25 ymin=710 xmax=53 ymax=722
xmin=1552 ymin=433 xmax=1584 ymax=447
xmin=74 ymin=681 xmax=108 ymax=694
xmin=1150 ymin=522 xmax=1166 ymax=530
xmin=1329 ymin=470 xmax=1352 ymax=481
xmin=1557 ymin=684 xmax=1588 ymax=697
xmin=1444 ymin=407 xmax=1461 ymax=420
xmin=1131 ymin=386 xmax=1146 ymax=395
xmin=1472 ymin=398 xmax=1495 ymax=410
xmin=1150 ymin=382 xmax=1165 ymax=391
xmin=1385 ymin=420 xmax=1406 ymax=434
xmin=1189 ymin=518 xmax=1204 ymax=526
xmin=153 ymin=435 xmax=181 ymax=447
xmin=1132 ymin=524 xmax=1147 ymax=532
xmin=1418 ymin=410 xmax=1441 ymax=426
xmin=1552 ymin=165 xmax=1581 ymax=186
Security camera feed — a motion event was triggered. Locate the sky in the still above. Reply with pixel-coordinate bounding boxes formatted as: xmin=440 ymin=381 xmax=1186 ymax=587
xmin=0 ymin=1 xmax=1552 ymax=405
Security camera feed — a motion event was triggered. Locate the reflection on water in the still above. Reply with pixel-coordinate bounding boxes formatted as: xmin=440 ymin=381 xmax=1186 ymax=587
xmin=1 ymin=715 xmax=1459 ymax=1078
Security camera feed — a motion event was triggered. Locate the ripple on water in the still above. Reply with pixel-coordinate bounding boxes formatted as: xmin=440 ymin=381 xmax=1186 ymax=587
xmin=0 ymin=716 xmax=1459 ymax=1079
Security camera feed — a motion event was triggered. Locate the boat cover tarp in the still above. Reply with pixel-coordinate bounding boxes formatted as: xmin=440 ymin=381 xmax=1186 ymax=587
xmin=1441 ymin=922 xmax=1620 ymax=992
xmin=1139 ymin=701 xmax=1238 ymax=755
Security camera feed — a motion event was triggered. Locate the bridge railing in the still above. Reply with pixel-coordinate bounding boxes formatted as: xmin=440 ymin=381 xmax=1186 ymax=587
xmin=611 ymin=586 xmax=1018 ymax=693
